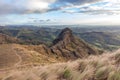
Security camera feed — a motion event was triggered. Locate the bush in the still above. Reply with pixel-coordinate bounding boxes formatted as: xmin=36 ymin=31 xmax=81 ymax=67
xmin=115 ymin=53 xmax=120 ymax=64
xmin=95 ymin=67 xmax=111 ymax=80
xmin=108 ymin=71 xmax=120 ymax=80
xmin=63 ymin=69 xmax=71 ymax=79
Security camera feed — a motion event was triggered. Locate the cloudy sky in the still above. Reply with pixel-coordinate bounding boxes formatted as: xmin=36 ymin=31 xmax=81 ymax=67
xmin=0 ymin=0 xmax=120 ymax=25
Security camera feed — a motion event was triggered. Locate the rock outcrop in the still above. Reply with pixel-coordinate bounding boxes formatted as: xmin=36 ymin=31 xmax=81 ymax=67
xmin=0 ymin=33 xmax=20 ymax=44
xmin=0 ymin=28 xmax=101 ymax=62
xmin=51 ymin=28 xmax=100 ymax=59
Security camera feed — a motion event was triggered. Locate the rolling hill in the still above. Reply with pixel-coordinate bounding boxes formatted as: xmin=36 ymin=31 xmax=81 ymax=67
xmin=0 ymin=26 xmax=120 ymax=50
xmin=77 ymin=32 xmax=120 ymax=50
xmin=0 ymin=28 xmax=100 ymax=70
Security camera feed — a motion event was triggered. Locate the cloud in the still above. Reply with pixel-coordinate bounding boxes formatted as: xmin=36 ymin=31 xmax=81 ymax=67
xmin=0 ymin=0 xmax=56 ymax=14
xmin=0 ymin=0 xmax=120 ymax=15
xmin=30 ymin=18 xmax=52 ymax=23
xmin=26 ymin=0 xmax=56 ymax=13
xmin=55 ymin=0 xmax=102 ymax=5
xmin=62 ymin=0 xmax=120 ymax=15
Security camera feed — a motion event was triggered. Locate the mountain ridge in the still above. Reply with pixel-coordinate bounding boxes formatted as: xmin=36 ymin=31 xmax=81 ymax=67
xmin=0 ymin=33 xmax=20 ymax=44
xmin=0 ymin=28 xmax=102 ymax=70
xmin=50 ymin=28 xmax=100 ymax=59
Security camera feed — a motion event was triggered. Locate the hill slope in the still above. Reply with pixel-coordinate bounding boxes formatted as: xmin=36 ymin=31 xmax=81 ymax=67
xmin=78 ymin=32 xmax=120 ymax=50
xmin=0 ymin=44 xmax=61 ymax=70
xmin=0 ymin=28 xmax=100 ymax=70
xmin=51 ymin=28 xmax=100 ymax=60
xmin=1 ymin=27 xmax=120 ymax=50
xmin=0 ymin=33 xmax=20 ymax=44
xmin=1 ymin=49 xmax=120 ymax=80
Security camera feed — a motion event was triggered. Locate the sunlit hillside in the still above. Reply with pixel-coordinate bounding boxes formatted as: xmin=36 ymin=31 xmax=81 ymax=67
xmin=1 ymin=49 xmax=120 ymax=80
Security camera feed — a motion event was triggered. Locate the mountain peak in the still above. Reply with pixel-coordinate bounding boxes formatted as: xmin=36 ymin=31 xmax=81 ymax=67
xmin=53 ymin=28 xmax=73 ymax=45
xmin=51 ymin=28 xmax=100 ymax=60
xmin=61 ymin=28 xmax=72 ymax=33
xmin=59 ymin=28 xmax=72 ymax=37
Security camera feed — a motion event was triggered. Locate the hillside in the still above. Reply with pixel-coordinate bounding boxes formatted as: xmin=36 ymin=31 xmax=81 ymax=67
xmin=1 ymin=49 xmax=120 ymax=80
xmin=0 ymin=28 xmax=120 ymax=80
xmin=77 ymin=32 xmax=120 ymax=50
xmin=51 ymin=28 xmax=100 ymax=60
xmin=0 ymin=27 xmax=120 ymax=50
xmin=0 ymin=28 xmax=100 ymax=70
xmin=0 ymin=28 xmax=57 ymax=45
xmin=0 ymin=44 xmax=61 ymax=70
xmin=0 ymin=33 xmax=20 ymax=44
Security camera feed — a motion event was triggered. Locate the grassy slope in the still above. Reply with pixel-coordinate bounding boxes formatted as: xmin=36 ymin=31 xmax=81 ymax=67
xmin=0 ymin=44 xmax=62 ymax=70
xmin=1 ymin=49 xmax=120 ymax=80
xmin=0 ymin=44 xmax=19 ymax=69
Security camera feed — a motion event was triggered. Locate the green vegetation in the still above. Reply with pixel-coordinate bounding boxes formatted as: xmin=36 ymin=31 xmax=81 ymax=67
xmin=95 ymin=67 xmax=111 ymax=80
xmin=115 ymin=53 xmax=120 ymax=64
xmin=0 ymin=28 xmax=57 ymax=46
xmin=108 ymin=71 xmax=120 ymax=80
xmin=79 ymin=32 xmax=120 ymax=51
xmin=63 ymin=69 xmax=71 ymax=79
xmin=1 ymin=27 xmax=120 ymax=50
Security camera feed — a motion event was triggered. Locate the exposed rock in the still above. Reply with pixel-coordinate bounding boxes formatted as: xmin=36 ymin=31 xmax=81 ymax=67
xmin=0 ymin=28 xmax=101 ymax=61
xmin=51 ymin=28 xmax=100 ymax=60
xmin=0 ymin=33 xmax=20 ymax=44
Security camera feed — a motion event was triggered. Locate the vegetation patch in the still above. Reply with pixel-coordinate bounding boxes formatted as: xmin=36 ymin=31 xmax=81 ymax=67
xmin=63 ymin=69 xmax=71 ymax=79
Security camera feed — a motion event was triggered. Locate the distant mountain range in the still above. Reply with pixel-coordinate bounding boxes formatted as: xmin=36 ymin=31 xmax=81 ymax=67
xmin=0 ymin=26 xmax=120 ymax=50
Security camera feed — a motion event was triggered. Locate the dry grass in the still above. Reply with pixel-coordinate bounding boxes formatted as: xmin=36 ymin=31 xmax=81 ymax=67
xmin=0 ymin=44 xmax=19 ymax=69
xmin=0 ymin=44 xmax=63 ymax=70
xmin=1 ymin=49 xmax=120 ymax=80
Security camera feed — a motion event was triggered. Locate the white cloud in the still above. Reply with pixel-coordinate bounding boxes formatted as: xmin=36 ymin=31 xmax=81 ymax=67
xmin=62 ymin=0 xmax=120 ymax=15
xmin=0 ymin=0 xmax=56 ymax=14
xmin=26 ymin=0 xmax=56 ymax=13
xmin=0 ymin=0 xmax=120 ymax=15
xmin=28 ymin=1 xmax=49 ymax=9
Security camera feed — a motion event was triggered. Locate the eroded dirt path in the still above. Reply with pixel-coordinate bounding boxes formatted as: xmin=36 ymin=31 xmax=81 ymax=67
xmin=13 ymin=48 xmax=22 ymax=67
xmin=0 ymin=44 xmax=23 ymax=72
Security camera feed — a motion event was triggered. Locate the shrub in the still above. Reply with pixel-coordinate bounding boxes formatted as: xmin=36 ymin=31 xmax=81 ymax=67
xmin=108 ymin=71 xmax=120 ymax=80
xmin=63 ymin=69 xmax=71 ymax=79
xmin=40 ymin=72 xmax=48 ymax=80
xmin=77 ymin=61 xmax=87 ymax=73
xmin=95 ymin=67 xmax=111 ymax=80
xmin=115 ymin=53 xmax=120 ymax=64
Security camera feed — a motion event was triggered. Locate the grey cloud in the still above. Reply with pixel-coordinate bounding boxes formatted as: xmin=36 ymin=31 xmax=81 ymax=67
xmin=55 ymin=0 xmax=102 ymax=5
xmin=63 ymin=9 xmax=120 ymax=15
xmin=0 ymin=0 xmax=103 ymax=15
xmin=0 ymin=0 xmax=27 ymax=14
xmin=28 ymin=18 xmax=51 ymax=23
xmin=51 ymin=0 xmax=103 ymax=12
xmin=0 ymin=0 xmax=119 ymax=15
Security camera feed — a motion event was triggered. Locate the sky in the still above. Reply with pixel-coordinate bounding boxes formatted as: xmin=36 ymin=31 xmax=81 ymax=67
xmin=0 ymin=0 xmax=120 ymax=25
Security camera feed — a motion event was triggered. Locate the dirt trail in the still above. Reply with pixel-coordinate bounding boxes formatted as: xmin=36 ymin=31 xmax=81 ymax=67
xmin=0 ymin=45 xmax=22 ymax=72
xmin=14 ymin=48 xmax=22 ymax=67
